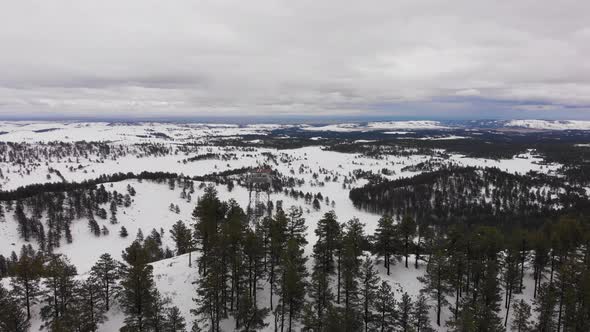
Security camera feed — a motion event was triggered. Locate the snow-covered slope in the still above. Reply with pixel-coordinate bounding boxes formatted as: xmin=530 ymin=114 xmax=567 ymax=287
xmin=0 ymin=121 xmax=294 ymax=143
xmin=301 ymin=121 xmax=448 ymax=132
xmin=505 ymin=119 xmax=590 ymax=130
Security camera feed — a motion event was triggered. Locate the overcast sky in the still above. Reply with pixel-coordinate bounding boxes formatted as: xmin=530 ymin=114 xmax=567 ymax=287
xmin=1 ymin=1 xmax=589 ymax=120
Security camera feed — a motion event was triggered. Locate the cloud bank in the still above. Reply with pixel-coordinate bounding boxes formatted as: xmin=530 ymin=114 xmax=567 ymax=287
xmin=0 ymin=1 xmax=589 ymax=119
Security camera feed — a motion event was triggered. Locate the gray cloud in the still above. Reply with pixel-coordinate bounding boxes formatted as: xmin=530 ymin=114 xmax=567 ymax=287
xmin=0 ymin=0 xmax=589 ymax=119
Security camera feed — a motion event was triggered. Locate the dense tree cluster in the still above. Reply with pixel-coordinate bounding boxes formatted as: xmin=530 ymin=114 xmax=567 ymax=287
xmin=0 ymin=183 xmax=136 ymax=251
xmin=350 ymin=166 xmax=589 ymax=228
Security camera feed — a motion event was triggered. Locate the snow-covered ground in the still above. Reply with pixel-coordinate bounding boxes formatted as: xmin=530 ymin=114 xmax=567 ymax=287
xmin=301 ymin=120 xmax=448 ymax=132
xmin=0 ymin=121 xmax=295 ymax=143
xmin=0 ymin=121 xmax=571 ymax=331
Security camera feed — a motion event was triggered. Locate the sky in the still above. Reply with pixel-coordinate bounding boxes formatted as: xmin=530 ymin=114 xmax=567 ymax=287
xmin=0 ymin=0 xmax=589 ymax=121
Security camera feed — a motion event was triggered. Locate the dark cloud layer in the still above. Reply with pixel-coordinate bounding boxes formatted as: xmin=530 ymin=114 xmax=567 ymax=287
xmin=0 ymin=1 xmax=589 ymax=119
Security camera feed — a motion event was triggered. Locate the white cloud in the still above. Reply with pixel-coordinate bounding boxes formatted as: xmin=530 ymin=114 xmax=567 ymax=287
xmin=0 ymin=0 xmax=589 ymax=119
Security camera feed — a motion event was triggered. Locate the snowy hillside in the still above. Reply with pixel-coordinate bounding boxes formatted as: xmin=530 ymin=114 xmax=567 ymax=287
xmin=505 ymin=119 xmax=590 ymax=130
xmin=301 ymin=120 xmax=448 ymax=132
xmin=0 ymin=121 xmax=294 ymax=143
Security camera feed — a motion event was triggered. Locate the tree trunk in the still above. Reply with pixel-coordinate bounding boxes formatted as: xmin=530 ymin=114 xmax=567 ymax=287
xmin=25 ymin=280 xmax=31 ymax=320
xmin=405 ymin=236 xmax=409 ymax=268
xmin=519 ymin=240 xmax=526 ymax=293
xmin=337 ymin=254 xmax=341 ymax=303
xmin=557 ymin=286 xmax=564 ymax=332
xmin=436 ymin=268 xmax=441 ymax=326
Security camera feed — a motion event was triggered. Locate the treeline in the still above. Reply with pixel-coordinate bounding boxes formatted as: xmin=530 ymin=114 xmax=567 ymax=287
xmin=180 ymin=153 xmax=237 ymax=163
xmin=350 ymin=166 xmax=590 ymax=228
xmin=0 ymin=171 xmax=179 ymax=201
xmin=0 ymin=167 xmax=259 ymax=202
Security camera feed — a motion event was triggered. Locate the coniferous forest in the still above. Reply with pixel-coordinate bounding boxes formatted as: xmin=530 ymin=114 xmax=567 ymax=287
xmin=2 ymin=183 xmax=590 ymax=331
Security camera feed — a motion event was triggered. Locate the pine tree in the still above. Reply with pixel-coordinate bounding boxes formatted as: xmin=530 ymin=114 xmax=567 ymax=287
xmin=120 ymin=241 xmax=157 ymax=331
xmin=148 ymin=290 xmax=171 ymax=332
xmin=374 ymin=281 xmax=396 ymax=332
xmin=373 ymin=215 xmax=395 ymax=275
xmin=40 ymin=254 xmax=78 ymax=331
xmin=170 ymin=220 xmax=192 ymax=255
xmin=10 ymin=245 xmax=43 ymax=320
xmin=120 ymin=226 xmax=129 ymax=238
xmin=313 ymin=211 xmax=341 ymax=275
xmin=532 ymin=232 xmax=550 ymax=298
xmin=234 ymin=291 xmax=269 ymax=332
xmin=192 ymin=185 xmax=225 ymax=275
xmin=88 ymin=218 xmax=101 ymax=236
xmin=74 ymin=276 xmax=107 ymax=332
xmin=341 ymin=218 xmax=365 ymax=331
xmin=445 ymin=225 xmax=468 ymax=320
xmin=277 ymin=238 xmax=308 ymax=332
xmin=307 ymin=210 xmax=341 ymax=329
xmin=302 ymin=265 xmax=331 ymax=331
xmin=165 ymin=306 xmax=187 ymax=332
xmin=90 ymin=253 xmax=120 ymax=311
xmin=286 ymin=205 xmax=307 ymax=247
xmin=359 ymin=256 xmax=380 ymax=332
xmin=503 ymin=241 xmax=521 ymax=326
xmin=418 ymin=249 xmax=450 ymax=326
xmin=511 ymin=299 xmax=533 ymax=332
xmin=397 ymin=292 xmax=413 ymax=332
xmin=193 ymin=231 xmax=227 ymax=332
xmin=415 ymin=223 xmax=433 ymax=269
xmin=472 ymin=227 xmax=504 ymax=332
xmin=0 ymin=283 xmax=30 ymax=332
xmin=399 ymin=215 xmax=416 ymax=269
xmin=535 ymin=282 xmax=557 ymax=332
xmin=413 ymin=294 xmax=434 ymax=332
xmin=268 ymin=209 xmax=288 ymax=311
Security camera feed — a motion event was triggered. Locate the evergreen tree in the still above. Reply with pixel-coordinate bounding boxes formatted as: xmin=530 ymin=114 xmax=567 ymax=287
xmin=373 ymin=215 xmax=396 ymax=275
xmin=359 ymin=256 xmax=379 ymax=332
xmin=74 ymin=276 xmax=107 ymax=332
xmin=399 ymin=215 xmax=416 ymax=269
xmin=374 ymin=281 xmax=396 ymax=332
xmin=397 ymin=292 xmax=413 ymax=332
xmin=165 ymin=306 xmax=187 ymax=332
xmin=120 ymin=241 xmax=157 ymax=331
xmin=10 ymin=245 xmax=43 ymax=320
xmin=535 ymin=282 xmax=557 ymax=332
xmin=40 ymin=254 xmax=78 ymax=331
xmin=413 ymin=294 xmax=434 ymax=332
xmin=268 ymin=209 xmax=288 ymax=311
xmin=418 ymin=249 xmax=450 ymax=326
xmin=503 ymin=239 xmax=521 ymax=326
xmin=192 ymin=185 xmax=225 ymax=275
xmin=340 ymin=218 xmax=365 ymax=331
xmin=148 ymin=290 xmax=171 ymax=332
xmin=90 ymin=253 xmax=120 ymax=311
xmin=120 ymin=226 xmax=129 ymax=238
xmin=170 ymin=220 xmax=192 ymax=255
xmin=415 ymin=223 xmax=434 ymax=269
xmin=286 ymin=205 xmax=307 ymax=247
xmin=276 ymin=238 xmax=308 ymax=332
xmin=0 ymin=283 xmax=30 ymax=332
xmin=511 ymin=299 xmax=533 ymax=332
